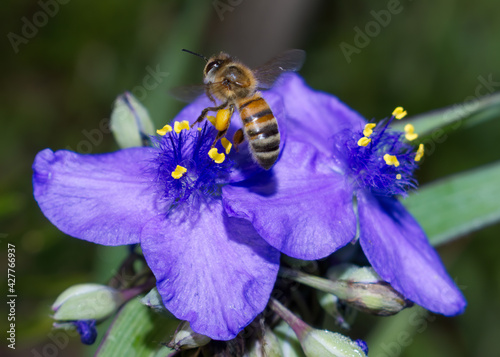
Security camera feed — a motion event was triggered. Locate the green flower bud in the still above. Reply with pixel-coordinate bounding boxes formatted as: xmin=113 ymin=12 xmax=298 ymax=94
xmin=269 ymin=298 xmax=366 ymax=357
xmin=301 ymin=329 xmax=367 ymax=357
xmin=140 ymin=287 xmax=174 ymax=318
xmin=326 ymin=264 xmax=411 ymax=316
xmin=52 ymin=284 xmax=125 ymax=322
xmin=244 ymin=326 xmax=283 ymax=357
xmin=280 ymin=265 xmax=410 ymax=316
xmin=110 ymin=92 xmax=155 ymax=148
xmin=168 ymin=321 xmax=211 ymax=351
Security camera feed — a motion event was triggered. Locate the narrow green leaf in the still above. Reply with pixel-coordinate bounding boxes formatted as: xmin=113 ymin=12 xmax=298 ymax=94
xmin=96 ymin=297 xmax=178 ymax=357
xmin=403 ymin=161 xmax=500 ymax=246
xmin=394 ymin=92 xmax=500 ymax=137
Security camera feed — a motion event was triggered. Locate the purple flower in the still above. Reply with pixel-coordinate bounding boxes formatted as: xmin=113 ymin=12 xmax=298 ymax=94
xmin=33 ymin=117 xmax=285 ymax=340
xmin=223 ymin=74 xmax=466 ymax=316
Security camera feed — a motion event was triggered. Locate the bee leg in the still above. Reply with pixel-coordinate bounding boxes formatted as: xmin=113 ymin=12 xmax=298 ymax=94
xmin=232 ymin=129 xmax=245 ymax=152
xmin=211 ymin=129 xmax=228 ymax=148
xmin=191 ymin=102 xmax=229 ymax=128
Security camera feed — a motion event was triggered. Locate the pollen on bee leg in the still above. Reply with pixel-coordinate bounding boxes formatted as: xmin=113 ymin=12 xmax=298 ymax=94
xmin=384 ymin=154 xmax=400 ymax=167
xmin=358 ymin=137 xmax=371 ymax=147
xmin=392 ymin=107 xmax=407 ymax=120
xmin=404 ymin=124 xmax=418 ymax=141
xmin=415 ymin=143 xmax=424 ymax=162
xmin=208 ymin=148 xmax=225 ymax=164
xmin=363 ymin=123 xmax=376 ymax=137
xmin=174 ymin=121 xmax=190 ymax=133
xmin=214 ymin=109 xmax=232 ymax=132
xmin=221 ymin=138 xmax=232 ymax=154
xmin=157 ymin=124 xmax=173 ymax=136
xmin=171 ymin=165 xmax=187 ymax=179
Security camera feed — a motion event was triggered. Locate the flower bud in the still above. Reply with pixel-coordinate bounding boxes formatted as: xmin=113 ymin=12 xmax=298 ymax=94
xmin=52 ymin=284 xmax=125 ymax=322
xmin=279 ymin=265 xmax=411 ymax=316
xmin=140 ymin=287 xmax=174 ymax=318
xmin=244 ymin=326 xmax=283 ymax=357
xmin=301 ymin=329 xmax=367 ymax=357
xmin=326 ymin=264 xmax=412 ymax=316
xmin=110 ymin=92 xmax=155 ymax=148
xmin=168 ymin=321 xmax=211 ymax=351
xmin=269 ymin=298 xmax=367 ymax=357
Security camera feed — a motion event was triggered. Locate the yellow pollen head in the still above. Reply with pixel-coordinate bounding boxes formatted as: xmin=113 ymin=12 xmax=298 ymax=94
xmin=392 ymin=107 xmax=407 ymax=120
xmin=363 ymin=123 xmax=376 ymax=137
xmin=221 ymin=138 xmax=232 ymax=154
xmin=415 ymin=143 xmax=424 ymax=162
xmin=357 ymin=137 xmax=371 ymax=147
xmin=208 ymin=148 xmax=225 ymax=164
xmin=396 ymin=174 xmax=402 ymax=180
xmin=156 ymin=124 xmax=172 ymax=136
xmin=404 ymin=124 xmax=418 ymax=141
xmin=171 ymin=165 xmax=187 ymax=179
xmin=174 ymin=121 xmax=190 ymax=133
xmin=384 ymin=154 xmax=400 ymax=167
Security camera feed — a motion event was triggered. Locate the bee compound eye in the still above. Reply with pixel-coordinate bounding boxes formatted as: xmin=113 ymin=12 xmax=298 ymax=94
xmin=205 ymin=60 xmax=222 ymax=74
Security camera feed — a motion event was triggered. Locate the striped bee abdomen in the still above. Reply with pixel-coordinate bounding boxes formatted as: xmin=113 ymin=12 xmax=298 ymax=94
xmin=238 ymin=94 xmax=280 ymax=170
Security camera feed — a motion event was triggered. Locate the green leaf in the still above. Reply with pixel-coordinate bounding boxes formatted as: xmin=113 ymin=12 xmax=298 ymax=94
xmin=403 ymin=161 xmax=500 ymax=246
xmin=394 ymin=92 xmax=500 ymax=137
xmin=96 ymin=297 xmax=178 ymax=357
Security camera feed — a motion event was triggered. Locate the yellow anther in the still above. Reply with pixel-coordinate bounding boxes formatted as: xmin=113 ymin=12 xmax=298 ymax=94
xmin=384 ymin=154 xmax=400 ymax=167
xmin=214 ymin=109 xmax=232 ymax=131
xmin=207 ymin=116 xmax=216 ymax=127
xmin=396 ymin=174 xmax=402 ymax=180
xmin=171 ymin=165 xmax=187 ymax=179
xmin=363 ymin=123 xmax=376 ymax=137
xmin=197 ymin=127 xmax=202 ymax=131
xmin=174 ymin=121 xmax=190 ymax=133
xmin=404 ymin=124 xmax=418 ymax=141
xmin=357 ymin=137 xmax=371 ymax=147
xmin=415 ymin=143 xmax=424 ymax=162
xmin=392 ymin=107 xmax=407 ymax=120
xmin=208 ymin=148 xmax=225 ymax=164
xmin=221 ymin=138 xmax=232 ymax=154
xmin=156 ymin=124 xmax=172 ymax=136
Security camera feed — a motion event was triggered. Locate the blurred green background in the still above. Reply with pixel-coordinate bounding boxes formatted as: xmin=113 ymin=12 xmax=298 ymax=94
xmin=2 ymin=0 xmax=499 ymax=356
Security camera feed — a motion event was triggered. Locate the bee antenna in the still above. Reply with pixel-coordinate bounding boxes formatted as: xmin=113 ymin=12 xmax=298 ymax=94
xmin=182 ymin=49 xmax=208 ymax=62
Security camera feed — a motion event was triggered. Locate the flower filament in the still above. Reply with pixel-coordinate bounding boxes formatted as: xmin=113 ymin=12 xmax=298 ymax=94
xmin=334 ymin=107 xmax=422 ymax=197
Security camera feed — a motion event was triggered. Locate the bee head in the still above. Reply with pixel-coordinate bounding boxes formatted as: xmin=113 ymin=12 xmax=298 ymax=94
xmin=203 ymin=52 xmax=232 ymax=79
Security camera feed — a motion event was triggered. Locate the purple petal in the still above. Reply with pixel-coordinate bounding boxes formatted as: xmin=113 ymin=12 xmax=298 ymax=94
xmin=358 ymin=191 xmax=466 ymax=315
xmin=272 ymin=73 xmax=366 ymax=152
xmin=223 ymin=140 xmax=357 ymax=260
xmin=33 ymin=148 xmax=160 ymax=245
xmin=141 ymin=201 xmax=280 ymax=340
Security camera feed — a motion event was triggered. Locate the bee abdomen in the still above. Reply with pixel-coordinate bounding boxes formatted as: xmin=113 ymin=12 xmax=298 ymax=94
xmin=238 ymin=95 xmax=280 ymax=170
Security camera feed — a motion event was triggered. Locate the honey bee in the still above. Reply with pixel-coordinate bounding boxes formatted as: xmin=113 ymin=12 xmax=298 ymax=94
xmin=183 ymin=49 xmax=305 ymax=170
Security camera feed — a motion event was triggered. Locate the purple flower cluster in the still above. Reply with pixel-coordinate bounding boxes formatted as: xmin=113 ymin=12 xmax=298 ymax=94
xmin=33 ymin=73 xmax=466 ymax=341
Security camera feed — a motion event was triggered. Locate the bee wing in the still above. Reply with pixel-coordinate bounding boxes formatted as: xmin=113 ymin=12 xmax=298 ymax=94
xmin=168 ymin=84 xmax=206 ymax=103
xmin=254 ymin=49 xmax=306 ymax=89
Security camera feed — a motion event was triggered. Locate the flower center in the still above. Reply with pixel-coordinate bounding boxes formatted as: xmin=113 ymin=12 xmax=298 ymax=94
xmin=152 ymin=122 xmax=233 ymax=208
xmin=333 ymin=107 xmax=424 ymax=197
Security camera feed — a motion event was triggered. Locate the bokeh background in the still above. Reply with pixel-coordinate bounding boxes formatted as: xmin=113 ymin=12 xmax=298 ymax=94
xmin=2 ymin=0 xmax=500 ymax=356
